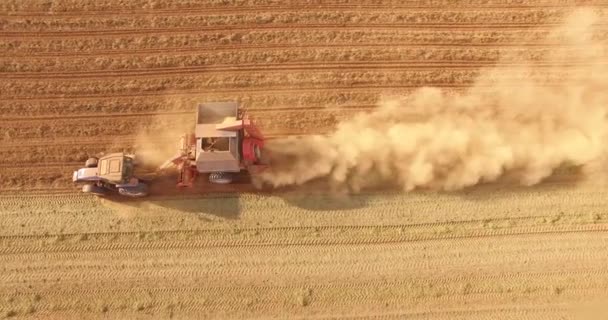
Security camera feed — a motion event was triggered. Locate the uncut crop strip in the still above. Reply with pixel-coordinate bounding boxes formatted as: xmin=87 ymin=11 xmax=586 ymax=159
xmin=4 ymin=29 xmax=608 ymax=57
xmin=7 ymin=0 xmax=606 ymax=17
xmin=3 ymin=8 xmax=604 ymax=34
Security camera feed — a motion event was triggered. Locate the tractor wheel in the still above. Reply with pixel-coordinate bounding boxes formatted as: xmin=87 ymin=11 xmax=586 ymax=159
xmin=209 ymin=172 xmax=233 ymax=184
xmin=85 ymin=157 xmax=98 ymax=168
xmin=82 ymin=184 xmax=106 ymax=196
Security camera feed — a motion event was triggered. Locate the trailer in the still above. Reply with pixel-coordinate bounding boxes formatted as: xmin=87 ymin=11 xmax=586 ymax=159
xmin=72 ymin=152 xmax=151 ymax=197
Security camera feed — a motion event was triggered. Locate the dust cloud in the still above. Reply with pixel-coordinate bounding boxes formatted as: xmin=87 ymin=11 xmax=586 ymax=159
xmin=131 ymin=97 xmax=195 ymax=171
xmin=253 ymin=8 xmax=608 ymax=193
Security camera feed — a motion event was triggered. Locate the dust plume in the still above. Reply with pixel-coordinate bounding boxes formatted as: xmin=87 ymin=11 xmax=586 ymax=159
xmin=254 ymin=8 xmax=608 ymax=193
xmin=131 ymin=97 xmax=195 ymax=171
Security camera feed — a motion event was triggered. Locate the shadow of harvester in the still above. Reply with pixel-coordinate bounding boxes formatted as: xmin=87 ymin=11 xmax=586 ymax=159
xmin=95 ymin=163 xmax=594 ymax=220
xmin=100 ymin=192 xmax=241 ymax=221
xmin=97 ymin=174 xmax=370 ymax=220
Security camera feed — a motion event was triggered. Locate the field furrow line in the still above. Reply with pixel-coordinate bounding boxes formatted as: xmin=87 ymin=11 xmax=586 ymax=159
xmin=1 ymin=224 xmax=606 ymax=255
xmin=2 ymin=277 xmax=606 ymax=305
xmin=0 ymin=69 xmax=586 ymax=90
xmin=0 ymin=162 xmax=80 ymax=168
xmin=0 ymin=84 xmax=569 ymax=101
xmin=0 ymin=23 xmax=590 ymax=38
xmin=0 ymin=189 xmax=77 ymax=196
xmin=6 ymin=254 xmax=607 ymax=281
xmin=2 ymin=8 xmax=603 ymax=34
xmin=0 ymin=213 xmax=604 ymax=249
xmin=0 ymin=90 xmax=386 ymax=105
xmin=4 ymin=29 xmax=604 ymax=57
xmin=1 ymin=62 xmax=600 ymax=79
xmin=0 ymin=83 xmax=587 ymax=101
xmin=0 ymin=105 xmax=374 ymax=121
xmin=0 ymin=25 xmax=583 ymax=42
xmin=0 ymin=137 xmax=141 ymax=149
xmin=4 ymin=262 xmax=607 ymax=289
xmin=0 ymin=194 xmax=92 ymax=206
xmin=2 ymin=43 xmax=601 ymax=59
xmin=0 ymin=110 xmax=193 ymax=122
xmin=9 ymin=2 xmax=606 ymax=18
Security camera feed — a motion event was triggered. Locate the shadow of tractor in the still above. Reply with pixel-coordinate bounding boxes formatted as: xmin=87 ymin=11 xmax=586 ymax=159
xmin=99 ymin=188 xmax=241 ymax=221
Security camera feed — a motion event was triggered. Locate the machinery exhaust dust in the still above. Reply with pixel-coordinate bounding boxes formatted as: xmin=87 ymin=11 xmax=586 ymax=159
xmin=253 ymin=8 xmax=608 ymax=193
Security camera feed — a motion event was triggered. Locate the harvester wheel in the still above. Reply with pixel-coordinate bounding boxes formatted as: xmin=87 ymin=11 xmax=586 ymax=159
xmin=209 ymin=172 xmax=233 ymax=184
xmin=82 ymin=184 xmax=106 ymax=196
xmin=85 ymin=157 xmax=98 ymax=168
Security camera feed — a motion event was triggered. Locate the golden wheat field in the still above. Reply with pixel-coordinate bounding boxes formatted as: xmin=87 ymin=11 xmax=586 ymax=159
xmin=2 ymin=1 xmax=608 ymax=319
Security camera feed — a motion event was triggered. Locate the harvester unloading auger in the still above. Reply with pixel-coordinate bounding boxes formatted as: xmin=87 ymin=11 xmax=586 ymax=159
xmin=72 ymin=102 xmax=268 ymax=197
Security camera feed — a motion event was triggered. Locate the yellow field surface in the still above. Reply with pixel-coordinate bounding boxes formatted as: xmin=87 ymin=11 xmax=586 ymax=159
xmin=2 ymin=1 xmax=608 ymax=319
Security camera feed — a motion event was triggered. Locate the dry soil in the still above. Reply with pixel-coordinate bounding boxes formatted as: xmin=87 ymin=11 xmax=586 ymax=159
xmin=1 ymin=1 xmax=608 ymax=319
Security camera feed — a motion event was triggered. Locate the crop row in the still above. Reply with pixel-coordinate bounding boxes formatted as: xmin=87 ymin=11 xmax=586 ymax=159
xmin=0 ymin=143 xmax=137 ymax=166
xmin=0 ymin=70 xmax=582 ymax=97
xmin=0 ymin=91 xmax=391 ymax=118
xmin=0 ymin=166 xmax=74 ymax=190
xmin=0 ymin=108 xmax=346 ymax=142
xmin=1 ymin=47 xmax=593 ymax=73
xmin=0 ymin=0 xmax=585 ymax=14
xmin=0 ymin=9 xmax=590 ymax=32
xmin=3 ymin=29 xmax=604 ymax=55
xmin=1 ymin=114 xmax=190 ymax=141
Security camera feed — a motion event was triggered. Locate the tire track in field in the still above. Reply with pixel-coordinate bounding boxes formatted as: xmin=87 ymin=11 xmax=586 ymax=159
xmin=2 ymin=285 xmax=603 ymax=317
xmin=2 ymin=231 xmax=605 ymax=316
xmin=2 ymin=7 xmax=593 ymax=35
xmin=2 ymin=43 xmax=600 ymax=59
xmin=0 ymin=111 xmax=338 ymax=141
xmin=0 ymin=110 xmax=193 ymax=121
xmin=6 ymin=252 xmax=607 ymax=281
xmin=4 ymin=29 xmax=603 ymax=57
xmin=0 ymin=86 xmax=463 ymax=102
xmin=0 ymin=105 xmax=374 ymax=121
xmin=5 ymin=259 xmax=607 ymax=289
xmin=0 ymin=24 xmax=586 ymax=38
xmin=0 ymin=82 xmax=586 ymax=101
xmin=8 ymin=2 xmax=602 ymax=17
xmin=1 ymin=224 xmax=606 ymax=255
xmin=1 ymin=62 xmax=601 ymax=79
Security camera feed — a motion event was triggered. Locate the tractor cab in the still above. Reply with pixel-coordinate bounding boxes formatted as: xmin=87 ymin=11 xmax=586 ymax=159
xmin=97 ymin=152 xmax=135 ymax=184
xmin=73 ymin=151 xmax=149 ymax=198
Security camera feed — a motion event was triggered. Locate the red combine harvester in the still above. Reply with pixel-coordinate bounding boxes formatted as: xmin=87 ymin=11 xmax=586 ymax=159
xmin=72 ymin=102 xmax=268 ymax=197
xmin=159 ymin=101 xmax=267 ymax=188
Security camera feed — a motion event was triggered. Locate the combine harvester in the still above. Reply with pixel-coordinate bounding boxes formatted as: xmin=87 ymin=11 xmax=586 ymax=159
xmin=72 ymin=102 xmax=267 ymax=197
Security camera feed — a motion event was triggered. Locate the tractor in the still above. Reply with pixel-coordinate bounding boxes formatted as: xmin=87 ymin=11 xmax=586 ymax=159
xmin=72 ymin=152 xmax=150 ymax=197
